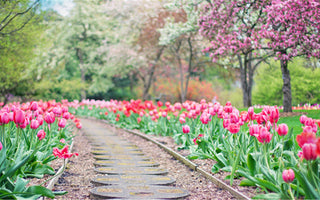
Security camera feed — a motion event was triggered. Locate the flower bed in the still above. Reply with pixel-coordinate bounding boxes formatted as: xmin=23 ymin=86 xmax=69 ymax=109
xmin=0 ymin=100 xmax=81 ymax=199
xmin=69 ymin=99 xmax=320 ymax=199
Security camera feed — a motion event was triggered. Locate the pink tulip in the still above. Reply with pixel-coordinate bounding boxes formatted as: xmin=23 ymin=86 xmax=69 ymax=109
xmin=302 ymin=143 xmax=317 ymax=160
xmin=0 ymin=112 xmax=10 ymax=124
xmin=0 ymin=142 xmax=2 ymax=151
xmin=30 ymin=119 xmax=40 ymax=129
xmin=300 ymin=115 xmax=308 ymax=124
xmin=249 ymin=124 xmax=260 ymax=136
xmin=182 ymin=125 xmax=190 ymax=134
xmin=257 ymin=127 xmax=272 ymax=144
xmin=37 ymin=129 xmax=46 ymax=140
xmin=62 ymin=112 xmax=70 ymax=120
xmin=13 ymin=109 xmax=25 ymax=125
xmin=277 ymin=123 xmax=289 ymax=136
xmin=44 ymin=112 xmax=55 ymax=124
xmin=58 ymin=118 xmax=67 ymax=128
xmin=227 ymin=123 xmax=240 ymax=134
xmin=282 ymin=169 xmax=295 ymax=183
xmin=30 ymin=102 xmax=38 ymax=111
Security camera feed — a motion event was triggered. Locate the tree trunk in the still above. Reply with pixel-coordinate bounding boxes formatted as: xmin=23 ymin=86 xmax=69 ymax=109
xmin=280 ymin=59 xmax=292 ymax=112
xmin=142 ymin=46 xmax=165 ymax=101
xmin=76 ymin=48 xmax=86 ymax=100
xmin=184 ymin=37 xmax=193 ymax=102
xmin=238 ymin=54 xmax=252 ymax=107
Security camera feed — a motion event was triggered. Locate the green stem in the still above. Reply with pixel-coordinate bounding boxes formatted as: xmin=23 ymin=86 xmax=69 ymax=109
xmin=40 ymin=158 xmax=66 ymax=186
xmin=264 ymin=143 xmax=270 ymax=169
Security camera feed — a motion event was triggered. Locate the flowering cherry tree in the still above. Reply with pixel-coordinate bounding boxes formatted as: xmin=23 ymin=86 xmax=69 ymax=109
xmin=259 ymin=0 xmax=320 ymax=112
xmin=199 ymin=0 xmax=273 ymax=107
xmin=199 ymin=0 xmax=320 ymax=111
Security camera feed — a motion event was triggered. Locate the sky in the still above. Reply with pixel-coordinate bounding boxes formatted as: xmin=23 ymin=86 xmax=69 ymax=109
xmin=41 ymin=0 xmax=74 ymax=16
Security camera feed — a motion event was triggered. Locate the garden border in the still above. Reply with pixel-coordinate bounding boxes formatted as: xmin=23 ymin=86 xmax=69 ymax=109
xmin=100 ymin=119 xmax=251 ymax=200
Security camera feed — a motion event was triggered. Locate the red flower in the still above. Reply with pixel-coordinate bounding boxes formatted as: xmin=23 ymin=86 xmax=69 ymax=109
xmin=30 ymin=101 xmax=38 ymax=111
xmin=296 ymin=131 xmax=316 ymax=148
xmin=53 ymin=145 xmax=78 ymax=159
xmin=58 ymin=118 xmax=66 ymax=128
xmin=257 ymin=127 xmax=272 ymax=144
xmin=227 ymin=123 xmax=240 ymax=134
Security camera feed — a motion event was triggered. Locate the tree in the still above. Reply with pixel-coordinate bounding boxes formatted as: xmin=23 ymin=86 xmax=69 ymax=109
xmin=259 ymin=0 xmax=320 ymax=112
xmin=198 ymin=0 xmax=273 ymax=107
xmin=0 ymin=0 xmax=44 ymax=104
xmin=158 ymin=0 xmax=209 ymax=103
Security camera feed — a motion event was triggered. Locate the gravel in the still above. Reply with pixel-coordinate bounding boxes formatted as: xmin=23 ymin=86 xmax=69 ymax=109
xmin=50 ymin=118 xmax=257 ymax=199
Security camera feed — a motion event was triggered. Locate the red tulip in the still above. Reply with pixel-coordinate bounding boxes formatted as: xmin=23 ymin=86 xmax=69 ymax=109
xmin=282 ymin=169 xmax=295 ymax=183
xmin=296 ymin=131 xmax=316 ymax=148
xmin=257 ymin=127 xmax=272 ymax=144
xmin=0 ymin=142 xmax=2 ymax=151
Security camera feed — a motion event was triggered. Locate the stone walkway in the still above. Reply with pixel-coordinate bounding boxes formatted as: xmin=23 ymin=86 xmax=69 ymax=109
xmin=80 ymin=118 xmax=189 ymax=199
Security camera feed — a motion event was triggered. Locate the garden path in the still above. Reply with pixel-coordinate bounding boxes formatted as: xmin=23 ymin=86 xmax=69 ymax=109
xmin=80 ymin=118 xmax=189 ymax=199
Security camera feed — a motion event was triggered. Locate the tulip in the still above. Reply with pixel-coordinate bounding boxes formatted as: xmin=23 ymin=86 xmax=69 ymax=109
xmin=62 ymin=112 xmax=70 ymax=120
xmin=182 ymin=125 xmax=190 ymax=134
xmin=0 ymin=142 xmax=2 ymax=151
xmin=13 ymin=109 xmax=25 ymax=125
xmin=58 ymin=118 xmax=67 ymax=128
xmin=277 ymin=123 xmax=288 ymax=136
xmin=0 ymin=112 xmax=10 ymax=124
xmin=282 ymin=169 xmax=295 ymax=183
xmin=300 ymin=115 xmax=308 ymax=124
xmin=249 ymin=124 xmax=260 ymax=136
xmin=137 ymin=117 xmax=142 ymax=124
xmin=53 ymin=145 xmax=78 ymax=159
xmin=44 ymin=112 xmax=55 ymax=124
xmin=37 ymin=129 xmax=46 ymax=140
xmin=302 ymin=143 xmax=317 ymax=160
xmin=227 ymin=123 xmax=240 ymax=134
xmin=257 ymin=127 xmax=272 ymax=144
xmin=30 ymin=119 xmax=40 ymax=129
xmin=296 ymin=131 xmax=316 ymax=148
xmin=30 ymin=101 xmax=38 ymax=111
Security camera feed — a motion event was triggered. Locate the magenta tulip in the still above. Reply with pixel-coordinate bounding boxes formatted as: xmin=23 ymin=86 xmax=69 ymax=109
xmin=277 ymin=123 xmax=289 ymax=136
xmin=282 ymin=169 xmax=295 ymax=183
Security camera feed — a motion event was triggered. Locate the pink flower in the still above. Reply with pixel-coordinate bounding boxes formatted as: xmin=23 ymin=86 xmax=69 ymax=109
xmin=300 ymin=115 xmax=308 ymax=124
xmin=257 ymin=127 xmax=272 ymax=144
xmin=182 ymin=125 xmax=190 ymax=134
xmin=282 ymin=169 xmax=295 ymax=183
xmin=249 ymin=124 xmax=260 ymax=136
xmin=296 ymin=131 xmax=316 ymax=148
xmin=0 ymin=112 xmax=10 ymax=124
xmin=179 ymin=117 xmax=186 ymax=124
xmin=37 ymin=129 xmax=46 ymax=140
xmin=60 ymin=138 xmax=65 ymax=143
xmin=277 ymin=123 xmax=288 ymax=136
xmin=30 ymin=119 xmax=40 ymax=129
xmin=30 ymin=101 xmax=38 ymax=111
xmin=0 ymin=142 xmax=2 ymax=151
xmin=227 ymin=123 xmax=240 ymax=134
xmin=137 ymin=117 xmax=141 ymax=124
xmin=13 ymin=109 xmax=25 ymax=125
xmin=44 ymin=112 xmax=55 ymax=124
xmin=58 ymin=118 xmax=66 ymax=128
xmin=62 ymin=112 xmax=70 ymax=120
xmin=302 ymin=143 xmax=317 ymax=160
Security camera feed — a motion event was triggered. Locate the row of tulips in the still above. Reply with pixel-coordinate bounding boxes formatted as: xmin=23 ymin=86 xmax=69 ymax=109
xmin=70 ymin=99 xmax=320 ymax=199
xmin=0 ymin=100 xmax=81 ymax=199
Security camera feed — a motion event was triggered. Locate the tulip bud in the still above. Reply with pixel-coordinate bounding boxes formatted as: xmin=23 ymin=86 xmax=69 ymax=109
xmin=37 ymin=129 xmax=46 ymax=141
xmin=182 ymin=125 xmax=190 ymax=134
xmin=282 ymin=169 xmax=295 ymax=183
xmin=277 ymin=123 xmax=289 ymax=136
xmin=302 ymin=143 xmax=317 ymax=160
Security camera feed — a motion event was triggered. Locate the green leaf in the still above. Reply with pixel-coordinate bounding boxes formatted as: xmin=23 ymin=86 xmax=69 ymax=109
xmin=283 ymin=139 xmax=293 ymax=151
xmin=25 ymin=186 xmax=55 ymax=199
xmin=253 ymin=193 xmax=282 ymax=200
xmin=247 ymin=153 xmax=256 ymax=176
xmin=255 ymin=178 xmax=280 ymax=192
xmin=240 ymin=179 xmax=256 ymax=186
xmin=293 ymin=168 xmax=320 ymax=199
xmin=13 ymin=177 xmax=29 ymax=193
xmin=53 ymin=190 xmax=68 ymax=196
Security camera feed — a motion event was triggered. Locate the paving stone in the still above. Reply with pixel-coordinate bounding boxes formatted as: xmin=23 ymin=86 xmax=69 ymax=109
xmin=93 ymin=154 xmax=151 ymax=161
xmin=91 ymin=175 xmax=175 ymax=186
xmin=94 ymin=167 xmax=168 ymax=175
xmin=94 ymin=160 xmax=159 ymax=167
xmin=90 ymin=185 xmax=189 ymax=199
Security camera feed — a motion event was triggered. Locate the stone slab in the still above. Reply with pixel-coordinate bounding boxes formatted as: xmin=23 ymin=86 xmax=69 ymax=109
xmin=93 ymin=155 xmax=151 ymax=161
xmin=94 ymin=160 xmax=159 ymax=167
xmin=94 ymin=167 xmax=168 ymax=175
xmin=91 ymin=150 xmax=144 ymax=155
xmin=91 ymin=175 xmax=175 ymax=186
xmin=90 ymin=185 xmax=189 ymax=199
